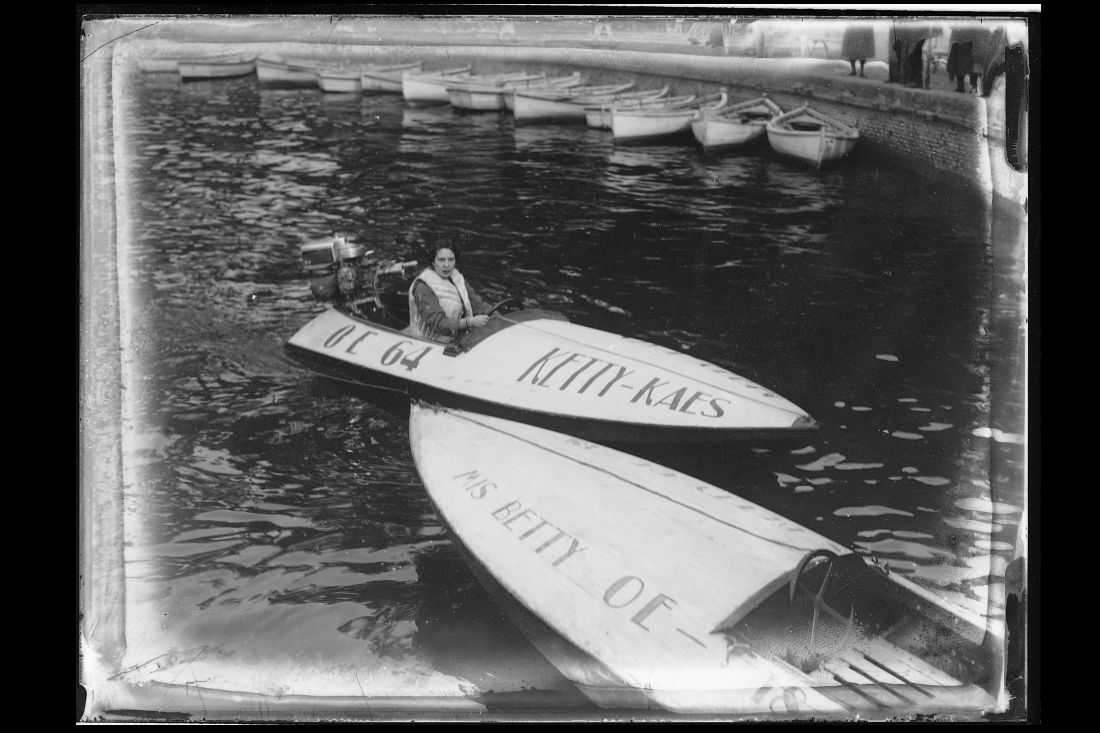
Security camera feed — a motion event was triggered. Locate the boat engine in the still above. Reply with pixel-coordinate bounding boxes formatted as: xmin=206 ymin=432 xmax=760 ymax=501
xmin=299 ymin=234 xmax=418 ymax=313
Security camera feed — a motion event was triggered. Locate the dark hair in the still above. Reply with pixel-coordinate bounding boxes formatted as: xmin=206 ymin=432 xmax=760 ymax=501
xmin=425 ymin=241 xmax=460 ymax=265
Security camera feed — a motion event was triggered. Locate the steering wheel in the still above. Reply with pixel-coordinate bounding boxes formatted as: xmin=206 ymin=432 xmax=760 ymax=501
xmin=486 ymin=297 xmax=522 ymax=316
xmin=788 ymin=549 xmax=854 ymax=651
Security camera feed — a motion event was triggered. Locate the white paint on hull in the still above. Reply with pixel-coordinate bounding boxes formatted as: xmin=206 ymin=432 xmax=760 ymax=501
xmin=409 ymin=405 xmax=1001 ymax=715
xmin=288 ymin=309 xmax=812 ymax=436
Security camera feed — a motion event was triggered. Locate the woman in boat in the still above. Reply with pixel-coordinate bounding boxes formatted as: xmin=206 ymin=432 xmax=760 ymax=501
xmin=408 ymin=241 xmax=492 ymax=344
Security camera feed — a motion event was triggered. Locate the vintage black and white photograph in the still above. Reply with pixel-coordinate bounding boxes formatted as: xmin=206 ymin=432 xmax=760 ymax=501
xmin=78 ymin=7 xmax=1034 ymax=723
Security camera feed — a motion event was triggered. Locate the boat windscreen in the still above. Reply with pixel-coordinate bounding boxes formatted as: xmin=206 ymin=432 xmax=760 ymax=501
xmin=456 ymin=308 xmax=568 ymax=350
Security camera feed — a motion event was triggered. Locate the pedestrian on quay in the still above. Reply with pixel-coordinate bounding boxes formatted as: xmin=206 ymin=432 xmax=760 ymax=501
xmin=947 ymin=23 xmax=995 ymax=94
xmin=842 ymin=22 xmax=876 ymax=78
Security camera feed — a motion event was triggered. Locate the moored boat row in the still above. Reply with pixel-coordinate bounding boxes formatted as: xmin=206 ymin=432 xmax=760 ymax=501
xmin=138 ymin=52 xmax=860 ymax=165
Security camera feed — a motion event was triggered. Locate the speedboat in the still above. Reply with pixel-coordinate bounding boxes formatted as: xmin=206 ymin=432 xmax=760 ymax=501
xmin=284 ymin=234 xmax=819 ymax=444
xmin=409 ymin=403 xmax=1006 ymax=716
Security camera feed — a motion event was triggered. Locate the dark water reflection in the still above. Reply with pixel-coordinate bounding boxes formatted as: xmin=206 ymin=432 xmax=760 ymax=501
xmin=112 ymin=72 xmax=1025 ymax=700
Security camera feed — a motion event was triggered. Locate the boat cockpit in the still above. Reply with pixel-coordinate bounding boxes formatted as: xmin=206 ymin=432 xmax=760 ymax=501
xmin=300 ymin=234 xmax=567 ymax=355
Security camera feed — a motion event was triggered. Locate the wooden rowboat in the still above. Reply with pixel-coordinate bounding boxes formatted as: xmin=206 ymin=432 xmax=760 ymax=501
xmin=499 ymin=74 xmax=587 ymax=111
xmin=360 ymin=61 xmax=428 ymax=92
xmin=254 ymin=54 xmax=324 ymax=86
xmin=285 ymin=236 xmax=817 ymax=444
xmin=405 ymin=69 xmax=530 ymax=105
xmin=318 ymin=62 xmax=423 ymax=93
xmin=611 ymin=92 xmax=729 ymax=143
xmin=691 ymin=97 xmax=784 ymax=150
xmin=585 ymin=94 xmax=697 ymax=130
xmin=765 ymin=106 xmax=860 ymax=169
xmin=178 ymin=55 xmax=256 ymax=80
xmin=409 ymin=403 xmax=1006 ymax=716
xmin=512 ymin=82 xmax=638 ymax=122
xmin=446 ymin=73 xmax=549 ymax=111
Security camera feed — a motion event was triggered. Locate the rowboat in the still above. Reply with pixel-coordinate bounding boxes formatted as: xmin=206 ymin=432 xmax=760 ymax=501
xmin=447 ymin=73 xmax=583 ymax=112
xmin=691 ymin=97 xmax=784 ymax=150
xmin=409 ymin=403 xmax=1005 ymax=716
xmin=359 ymin=61 xmax=423 ymax=92
xmin=499 ymin=74 xmax=587 ymax=111
xmin=318 ymin=62 xmax=423 ymax=93
xmin=254 ymin=54 xmax=323 ymax=86
xmin=511 ymin=82 xmax=638 ymax=122
xmin=177 ymin=55 xmax=256 ymax=81
xmin=765 ymin=106 xmax=860 ymax=169
xmin=403 ymin=68 xmax=506 ymax=104
xmin=317 ymin=66 xmax=368 ymax=93
xmin=611 ymin=92 xmax=729 ymax=143
xmin=585 ymin=94 xmax=697 ymax=130
xmin=285 ymin=235 xmax=818 ymax=444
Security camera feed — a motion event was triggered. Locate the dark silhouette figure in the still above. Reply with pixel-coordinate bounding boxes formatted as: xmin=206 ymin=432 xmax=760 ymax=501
xmin=842 ymin=24 xmax=875 ymax=78
xmin=947 ymin=24 xmax=995 ymax=93
xmin=890 ymin=23 xmax=936 ymax=87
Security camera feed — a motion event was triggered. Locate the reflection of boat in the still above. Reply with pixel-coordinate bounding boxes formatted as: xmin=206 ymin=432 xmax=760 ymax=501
xmin=409 ymin=403 xmax=1004 ymax=716
xmin=765 ymin=106 xmax=859 ymax=169
xmin=360 ymin=61 xmax=423 ymax=92
xmin=449 ymin=73 xmax=583 ymax=112
xmin=401 ymin=67 xmax=479 ymax=104
xmin=585 ymin=93 xmax=696 ymax=130
xmin=286 ymin=235 xmax=818 ymax=444
xmin=255 ymin=54 xmax=323 ymax=86
xmin=512 ymin=82 xmax=638 ymax=123
xmin=611 ymin=92 xmax=728 ymax=143
xmin=178 ymin=55 xmax=256 ymax=80
xmin=691 ymin=97 xmax=784 ymax=150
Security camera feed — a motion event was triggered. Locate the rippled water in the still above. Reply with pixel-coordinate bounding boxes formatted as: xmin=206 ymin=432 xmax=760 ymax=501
xmin=105 ymin=71 xmax=1025 ymax=705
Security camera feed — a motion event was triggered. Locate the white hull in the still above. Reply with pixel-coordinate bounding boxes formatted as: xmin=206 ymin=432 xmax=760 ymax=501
xmin=765 ymin=107 xmax=859 ymax=169
xmin=610 ymin=93 xmax=726 ymax=142
xmin=691 ymin=118 xmax=767 ymax=149
xmin=178 ymin=57 xmax=256 ymax=80
xmin=318 ymin=72 xmax=362 ymax=93
xmin=403 ymin=71 xmax=474 ymax=104
xmin=361 ymin=62 xmax=422 ymax=92
xmin=409 ymin=405 xmax=1003 ymax=716
xmin=255 ymin=59 xmax=320 ymax=86
xmin=586 ymin=94 xmax=689 ymax=130
xmin=287 ymin=308 xmax=816 ymax=442
xmin=513 ymin=83 xmax=636 ymax=122
xmin=766 ymin=128 xmax=858 ymax=168
xmin=448 ymin=87 xmax=509 ymax=111
xmin=513 ymin=94 xmax=589 ymax=122
xmin=612 ymin=110 xmax=699 ymax=141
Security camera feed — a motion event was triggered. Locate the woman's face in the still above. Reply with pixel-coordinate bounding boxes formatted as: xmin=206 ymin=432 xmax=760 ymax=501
xmin=432 ymin=248 xmax=456 ymax=278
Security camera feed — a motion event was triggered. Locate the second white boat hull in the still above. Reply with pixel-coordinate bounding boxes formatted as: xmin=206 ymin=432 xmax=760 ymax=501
xmin=766 ymin=128 xmax=859 ymax=169
xmin=513 ymin=94 xmax=588 ymax=122
xmin=256 ymin=59 xmax=320 ymax=86
xmin=611 ymin=110 xmax=699 ymax=142
xmin=448 ymin=87 xmax=508 ymax=111
xmin=691 ymin=118 xmax=768 ymax=149
xmin=318 ymin=73 xmax=362 ymax=93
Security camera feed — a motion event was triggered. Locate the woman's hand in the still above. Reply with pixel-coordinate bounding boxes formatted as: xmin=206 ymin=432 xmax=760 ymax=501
xmin=467 ymin=314 xmax=490 ymax=329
